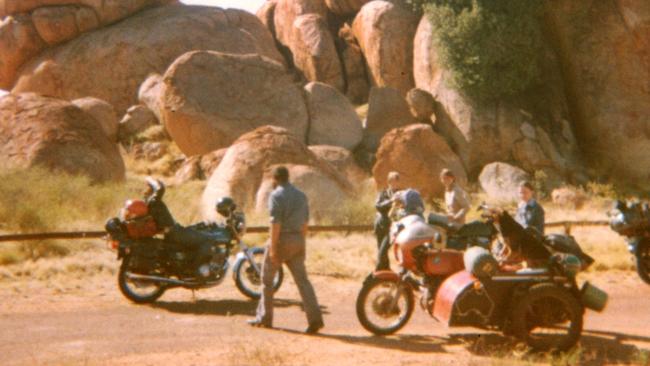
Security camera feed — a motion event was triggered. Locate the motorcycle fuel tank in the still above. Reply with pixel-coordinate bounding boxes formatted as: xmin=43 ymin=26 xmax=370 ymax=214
xmin=395 ymin=215 xmax=445 ymax=248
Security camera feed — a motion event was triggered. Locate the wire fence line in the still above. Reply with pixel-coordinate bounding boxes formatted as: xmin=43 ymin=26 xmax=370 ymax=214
xmin=0 ymin=221 xmax=611 ymax=244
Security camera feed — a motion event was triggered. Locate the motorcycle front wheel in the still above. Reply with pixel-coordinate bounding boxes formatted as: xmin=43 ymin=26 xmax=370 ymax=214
xmin=233 ymin=247 xmax=283 ymax=300
xmin=635 ymin=241 xmax=650 ymax=285
xmin=118 ymin=256 xmax=166 ymax=304
xmin=356 ymin=275 xmax=414 ymax=336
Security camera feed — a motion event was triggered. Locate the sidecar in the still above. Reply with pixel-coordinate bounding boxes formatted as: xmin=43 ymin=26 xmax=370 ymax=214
xmin=432 ymin=268 xmax=607 ymax=351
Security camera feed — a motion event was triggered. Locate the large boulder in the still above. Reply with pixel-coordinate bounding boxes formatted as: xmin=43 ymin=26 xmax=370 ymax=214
xmin=406 ymin=88 xmax=435 ymax=122
xmin=256 ymin=0 xmax=277 ymax=36
xmin=545 ymin=1 xmax=650 ymax=182
xmin=71 ymin=97 xmax=118 ymax=142
xmin=137 ymin=73 xmax=164 ymax=123
xmin=0 ymin=0 xmax=171 ymax=22
xmin=352 ymin=0 xmax=418 ymax=95
xmin=254 ymin=164 xmax=351 ymax=221
xmin=201 ymin=126 xmax=350 ymax=221
xmin=0 ymin=15 xmax=45 ymax=89
xmin=160 ymin=51 xmax=309 ymax=156
xmin=117 ymin=105 xmax=158 ymax=142
xmin=478 ymin=162 xmax=530 ymax=203
xmin=338 ymin=23 xmax=370 ymax=104
xmin=372 ymin=124 xmax=466 ymax=200
xmin=0 ymin=0 xmax=174 ymax=89
xmin=290 ymin=13 xmax=344 ymax=90
xmin=413 ymin=16 xmax=584 ymax=181
xmin=324 ymin=0 xmax=371 ymax=15
xmin=363 ymin=86 xmax=417 ymax=151
xmin=304 ymin=81 xmax=362 ymax=149
xmin=273 ymin=0 xmax=327 ymax=47
xmin=31 ymin=5 xmax=98 ymax=45
xmin=309 ymin=145 xmax=369 ymax=184
xmin=174 ymin=148 xmax=227 ymax=184
xmin=11 ymin=4 xmax=285 ymax=114
xmin=0 ymin=93 xmax=125 ymax=182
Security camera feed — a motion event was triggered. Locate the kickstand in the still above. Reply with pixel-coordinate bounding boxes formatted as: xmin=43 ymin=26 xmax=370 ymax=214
xmin=191 ymin=289 xmax=196 ymax=302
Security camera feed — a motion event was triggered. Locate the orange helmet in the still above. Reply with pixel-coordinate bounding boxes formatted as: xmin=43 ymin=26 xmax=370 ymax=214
xmin=124 ymin=199 xmax=148 ymax=220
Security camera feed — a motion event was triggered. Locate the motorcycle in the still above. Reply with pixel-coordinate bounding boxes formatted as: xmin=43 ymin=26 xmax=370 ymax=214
xmin=356 ymin=207 xmax=606 ymax=351
xmin=609 ymin=200 xmax=650 ymax=284
xmin=105 ymin=182 xmax=283 ymax=304
xmin=426 ymin=212 xmax=497 ymax=250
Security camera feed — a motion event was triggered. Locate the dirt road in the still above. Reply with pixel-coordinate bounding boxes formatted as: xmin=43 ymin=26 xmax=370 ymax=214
xmin=1 ymin=269 xmax=650 ymax=366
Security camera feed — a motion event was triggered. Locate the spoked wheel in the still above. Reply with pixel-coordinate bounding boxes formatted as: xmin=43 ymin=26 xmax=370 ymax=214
xmin=356 ymin=275 xmax=414 ymax=336
xmin=234 ymin=247 xmax=283 ymax=300
xmin=511 ymin=283 xmax=583 ymax=351
xmin=118 ymin=256 xmax=166 ymax=304
xmin=635 ymin=241 xmax=650 ymax=285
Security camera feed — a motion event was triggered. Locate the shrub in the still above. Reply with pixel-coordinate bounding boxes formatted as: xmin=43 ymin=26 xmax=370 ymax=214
xmin=422 ymin=0 xmax=545 ymax=101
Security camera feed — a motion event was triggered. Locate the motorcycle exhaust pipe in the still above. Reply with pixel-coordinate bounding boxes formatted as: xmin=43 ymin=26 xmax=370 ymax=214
xmin=125 ymin=272 xmax=199 ymax=286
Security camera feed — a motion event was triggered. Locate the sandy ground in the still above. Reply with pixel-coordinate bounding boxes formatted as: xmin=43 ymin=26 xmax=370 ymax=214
xmin=1 ymin=264 xmax=650 ymax=366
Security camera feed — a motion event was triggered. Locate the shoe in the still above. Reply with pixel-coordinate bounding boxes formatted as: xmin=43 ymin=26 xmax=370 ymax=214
xmin=247 ymin=319 xmax=272 ymax=329
xmin=305 ymin=321 xmax=324 ymax=334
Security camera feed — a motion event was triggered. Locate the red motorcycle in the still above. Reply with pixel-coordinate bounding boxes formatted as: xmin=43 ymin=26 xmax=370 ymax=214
xmin=356 ymin=208 xmax=607 ymax=351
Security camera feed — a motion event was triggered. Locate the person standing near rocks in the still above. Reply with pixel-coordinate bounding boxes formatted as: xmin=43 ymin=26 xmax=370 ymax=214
xmin=515 ymin=181 xmax=545 ymax=234
xmin=374 ymin=172 xmax=402 ymax=255
xmin=248 ymin=166 xmax=324 ymax=334
xmin=375 ymin=185 xmax=425 ymax=271
xmin=440 ymin=169 xmax=471 ymax=229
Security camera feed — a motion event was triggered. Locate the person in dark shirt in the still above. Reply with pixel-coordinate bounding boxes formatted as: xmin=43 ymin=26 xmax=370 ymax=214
xmin=374 ymin=172 xmax=402 ymax=252
xmin=514 ymin=181 xmax=545 ymax=235
xmin=144 ymin=178 xmax=213 ymax=279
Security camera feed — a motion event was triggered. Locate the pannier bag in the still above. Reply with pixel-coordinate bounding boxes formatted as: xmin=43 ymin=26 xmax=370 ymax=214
xmin=121 ymin=199 xmax=158 ymax=239
xmin=125 ymin=216 xmax=158 ymax=239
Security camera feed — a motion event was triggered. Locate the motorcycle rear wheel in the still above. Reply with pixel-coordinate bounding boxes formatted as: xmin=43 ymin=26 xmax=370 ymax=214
xmin=510 ymin=283 xmax=583 ymax=351
xmin=118 ymin=256 xmax=166 ymax=304
xmin=635 ymin=241 xmax=650 ymax=285
xmin=356 ymin=275 xmax=414 ymax=336
xmin=234 ymin=247 xmax=283 ymax=300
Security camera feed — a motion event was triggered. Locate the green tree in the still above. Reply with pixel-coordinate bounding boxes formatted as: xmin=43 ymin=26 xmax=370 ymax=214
xmin=419 ymin=0 xmax=544 ymax=101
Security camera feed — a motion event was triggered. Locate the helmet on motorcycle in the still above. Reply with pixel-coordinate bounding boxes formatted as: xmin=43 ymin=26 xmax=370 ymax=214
xmin=216 ymin=197 xmax=236 ymax=217
xmin=124 ymin=199 xmax=148 ymax=220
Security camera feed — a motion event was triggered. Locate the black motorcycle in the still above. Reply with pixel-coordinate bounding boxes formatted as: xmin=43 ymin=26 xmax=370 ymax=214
xmin=105 ymin=198 xmax=283 ymax=304
xmin=609 ymin=200 xmax=650 ymax=284
xmin=426 ymin=210 xmax=497 ymax=250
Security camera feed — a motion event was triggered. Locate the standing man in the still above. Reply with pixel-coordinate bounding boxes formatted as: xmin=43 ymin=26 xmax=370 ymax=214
xmin=248 ymin=166 xmax=324 ymax=334
xmin=374 ymin=172 xmax=402 ymax=254
xmin=440 ymin=169 xmax=471 ymax=229
xmin=515 ymin=181 xmax=545 ymax=234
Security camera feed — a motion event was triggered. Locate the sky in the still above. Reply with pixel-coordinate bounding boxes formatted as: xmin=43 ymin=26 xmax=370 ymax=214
xmin=0 ymin=0 xmax=266 ymax=97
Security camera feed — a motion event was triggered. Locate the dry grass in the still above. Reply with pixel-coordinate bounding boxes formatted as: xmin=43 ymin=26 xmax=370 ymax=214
xmin=0 ymin=167 xmax=637 ymax=276
xmin=227 ymin=341 xmax=302 ymax=366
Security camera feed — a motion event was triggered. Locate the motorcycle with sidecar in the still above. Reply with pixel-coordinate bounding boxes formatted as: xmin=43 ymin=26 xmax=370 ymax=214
xmin=609 ymin=200 xmax=650 ymax=284
xmin=356 ymin=206 xmax=607 ymax=351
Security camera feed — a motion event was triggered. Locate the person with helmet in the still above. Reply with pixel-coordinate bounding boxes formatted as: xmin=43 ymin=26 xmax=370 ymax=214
xmin=375 ymin=187 xmax=425 ymax=271
xmin=142 ymin=178 xmax=214 ymax=280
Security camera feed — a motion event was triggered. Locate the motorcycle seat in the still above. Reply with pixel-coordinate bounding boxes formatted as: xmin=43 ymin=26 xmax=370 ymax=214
xmin=515 ymin=267 xmax=550 ymax=276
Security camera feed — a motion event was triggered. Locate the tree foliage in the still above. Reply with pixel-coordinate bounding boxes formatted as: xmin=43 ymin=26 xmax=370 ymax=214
xmin=414 ymin=0 xmax=545 ymax=101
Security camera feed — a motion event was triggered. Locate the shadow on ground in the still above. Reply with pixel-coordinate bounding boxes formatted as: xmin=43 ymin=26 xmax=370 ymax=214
xmin=150 ymin=298 xmax=329 ymax=316
xmin=275 ymin=327 xmax=650 ymax=364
